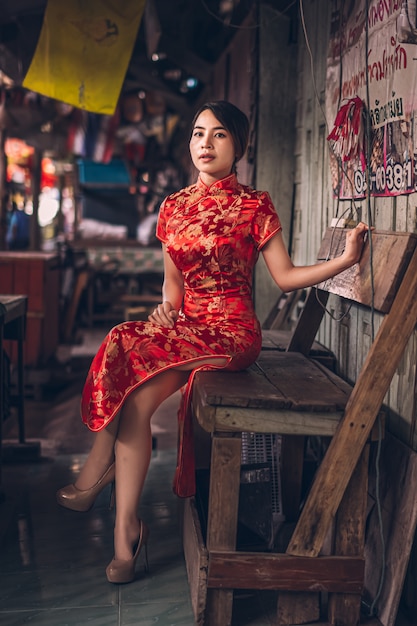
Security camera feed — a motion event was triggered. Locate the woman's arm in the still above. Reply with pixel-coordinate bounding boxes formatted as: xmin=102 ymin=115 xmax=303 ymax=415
xmin=149 ymin=244 xmax=184 ymax=327
xmin=262 ymin=223 xmax=369 ymax=293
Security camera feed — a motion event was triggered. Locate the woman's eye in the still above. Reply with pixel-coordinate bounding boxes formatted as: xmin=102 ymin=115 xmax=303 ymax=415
xmin=215 ymin=132 xmax=226 ymax=138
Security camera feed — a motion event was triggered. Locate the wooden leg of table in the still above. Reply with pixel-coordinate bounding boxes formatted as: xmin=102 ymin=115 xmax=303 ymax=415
xmin=16 ymin=315 xmax=25 ymax=444
xmin=63 ymin=270 xmax=89 ymax=343
xmin=327 ymin=444 xmax=369 ymax=625
xmin=0 ymin=326 xmax=4 ymax=495
xmin=277 ymin=435 xmax=320 ymax=624
xmin=205 ymin=434 xmax=242 ymax=626
xmin=280 ymin=435 xmax=305 ymax=522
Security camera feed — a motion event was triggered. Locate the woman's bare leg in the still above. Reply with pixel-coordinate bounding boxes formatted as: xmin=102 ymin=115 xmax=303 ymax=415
xmin=74 ymin=419 xmax=119 ymax=490
xmin=72 ymin=356 xmax=228 ymax=560
xmin=113 ymin=368 xmax=190 ymax=560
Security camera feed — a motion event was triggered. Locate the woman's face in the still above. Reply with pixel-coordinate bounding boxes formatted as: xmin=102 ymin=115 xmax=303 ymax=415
xmin=189 ymin=109 xmax=236 ymax=185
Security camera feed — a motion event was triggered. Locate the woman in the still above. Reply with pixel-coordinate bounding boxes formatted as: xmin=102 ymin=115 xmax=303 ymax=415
xmin=57 ymin=101 xmax=369 ymax=584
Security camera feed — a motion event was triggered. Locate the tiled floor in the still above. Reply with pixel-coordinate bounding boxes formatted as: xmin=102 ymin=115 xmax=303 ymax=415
xmin=0 ymin=328 xmax=414 ymax=626
xmin=0 ymin=329 xmax=276 ymax=626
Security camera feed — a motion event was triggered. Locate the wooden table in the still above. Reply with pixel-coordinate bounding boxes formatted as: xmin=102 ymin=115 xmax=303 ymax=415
xmin=187 ymin=352 xmax=366 ymax=624
xmin=0 ymin=295 xmax=28 ymax=493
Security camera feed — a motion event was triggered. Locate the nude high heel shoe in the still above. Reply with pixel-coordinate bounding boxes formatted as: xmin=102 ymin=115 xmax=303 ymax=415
xmin=56 ymin=463 xmax=115 ymax=512
xmin=106 ymin=519 xmax=150 ymax=584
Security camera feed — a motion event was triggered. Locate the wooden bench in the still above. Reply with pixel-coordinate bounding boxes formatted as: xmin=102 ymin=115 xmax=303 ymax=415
xmin=182 ymin=228 xmax=417 ymax=626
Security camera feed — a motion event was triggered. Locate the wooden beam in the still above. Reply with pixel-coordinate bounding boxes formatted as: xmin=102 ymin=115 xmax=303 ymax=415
xmin=205 ymin=435 xmax=242 ymax=626
xmin=207 ymin=552 xmax=364 ymax=593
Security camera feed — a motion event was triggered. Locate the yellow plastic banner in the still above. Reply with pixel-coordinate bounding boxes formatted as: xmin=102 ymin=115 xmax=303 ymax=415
xmin=23 ymin=0 xmax=146 ymax=114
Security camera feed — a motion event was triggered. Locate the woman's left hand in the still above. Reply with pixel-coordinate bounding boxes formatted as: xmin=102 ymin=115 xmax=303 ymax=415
xmin=148 ymin=301 xmax=179 ymax=328
xmin=342 ymin=222 xmax=372 ymax=266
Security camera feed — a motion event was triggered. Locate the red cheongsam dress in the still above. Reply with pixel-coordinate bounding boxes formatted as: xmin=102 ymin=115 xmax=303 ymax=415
xmin=81 ymin=173 xmax=281 ymax=496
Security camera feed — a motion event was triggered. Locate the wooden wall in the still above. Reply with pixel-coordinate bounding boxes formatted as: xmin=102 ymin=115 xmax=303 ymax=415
xmin=206 ymin=0 xmax=417 ymax=620
xmin=280 ymin=1 xmax=417 ymax=620
xmin=255 ymin=3 xmax=298 ymax=323
xmin=288 ymin=0 xmax=417 ymax=449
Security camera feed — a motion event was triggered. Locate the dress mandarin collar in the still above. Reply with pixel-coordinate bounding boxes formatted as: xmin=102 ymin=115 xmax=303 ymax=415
xmin=196 ymin=173 xmax=239 ymax=195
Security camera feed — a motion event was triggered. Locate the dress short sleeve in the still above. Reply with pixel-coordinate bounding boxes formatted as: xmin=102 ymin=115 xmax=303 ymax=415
xmin=253 ymin=191 xmax=282 ymax=249
xmin=156 ymin=197 xmax=168 ymax=243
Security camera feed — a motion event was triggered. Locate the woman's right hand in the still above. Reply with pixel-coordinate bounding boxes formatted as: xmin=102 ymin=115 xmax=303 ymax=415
xmin=342 ymin=222 xmax=371 ymax=267
xmin=148 ymin=301 xmax=179 ymax=328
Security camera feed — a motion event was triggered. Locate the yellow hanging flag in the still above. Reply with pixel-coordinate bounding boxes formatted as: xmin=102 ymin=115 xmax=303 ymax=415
xmin=23 ymin=0 xmax=146 ymax=115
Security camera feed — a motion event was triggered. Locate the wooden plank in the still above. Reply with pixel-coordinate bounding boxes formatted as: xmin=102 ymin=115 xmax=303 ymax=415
xmin=277 ymin=592 xmax=320 ymax=625
xmin=328 ymin=445 xmax=369 ymax=625
xmin=210 ymin=407 xmax=343 ymax=436
xmin=194 ymin=363 xmax=290 ymax=410
xmin=316 ymin=229 xmax=417 ymax=313
xmin=364 ymin=433 xmax=417 ymax=626
xmin=262 ymin=328 xmax=332 ymax=357
xmin=205 ymin=435 xmax=242 ymax=626
xmin=207 ymin=552 xmax=364 ymax=592
xmin=277 ymin=437 xmax=327 ymax=623
xmin=286 ymin=287 xmax=329 ymax=355
xmin=195 ymin=352 xmax=351 ymax=411
xmin=286 ymin=247 xmax=417 ymax=558
xmin=207 ymin=436 xmax=242 ymax=551
xmin=182 ymin=498 xmax=208 ymax=626
xmin=263 ymin=289 xmax=305 ymax=331
xmin=280 ymin=435 xmax=306 ymax=521
xmin=258 ymin=352 xmax=352 ymax=410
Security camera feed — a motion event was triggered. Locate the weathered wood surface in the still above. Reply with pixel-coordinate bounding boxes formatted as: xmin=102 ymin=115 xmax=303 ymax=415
xmin=262 ymin=328 xmax=332 ymax=357
xmin=182 ymin=498 xmax=208 ymax=626
xmin=328 ymin=446 xmax=369 ymax=626
xmin=187 ymin=230 xmax=417 ymax=625
xmin=205 ymin=436 xmax=242 ymax=626
xmin=277 ymin=592 xmax=320 ymax=625
xmin=287 ymin=247 xmax=417 ymax=558
xmin=207 ymin=552 xmax=364 ymax=592
xmin=194 ymin=351 xmax=352 ymax=412
xmin=286 ymin=288 xmax=330 ymax=356
xmin=364 ymin=433 xmax=417 ymax=626
xmin=262 ymin=289 xmax=304 ymax=331
xmin=193 ymin=351 xmax=352 ymax=436
xmin=316 ymin=229 xmax=417 ymax=313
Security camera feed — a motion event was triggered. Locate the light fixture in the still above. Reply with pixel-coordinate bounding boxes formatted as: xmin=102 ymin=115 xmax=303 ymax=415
xmin=151 ymin=52 xmax=167 ymax=62
xmin=186 ymin=77 xmax=198 ymax=89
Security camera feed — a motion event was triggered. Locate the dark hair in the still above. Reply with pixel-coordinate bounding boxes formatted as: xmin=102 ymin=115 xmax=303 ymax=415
xmin=191 ymin=101 xmax=250 ymax=165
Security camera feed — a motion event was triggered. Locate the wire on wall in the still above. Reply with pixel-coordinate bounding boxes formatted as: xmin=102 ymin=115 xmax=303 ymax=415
xmin=364 ymin=0 xmax=386 ymax=616
xmin=199 ymin=0 xmax=297 ymax=30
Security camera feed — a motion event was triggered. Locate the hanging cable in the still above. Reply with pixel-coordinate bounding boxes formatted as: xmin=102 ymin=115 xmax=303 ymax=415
xmin=363 ymin=0 xmax=386 ymax=617
xmin=299 ymin=0 xmax=360 ymax=228
xmin=199 ymin=0 xmax=297 ymax=30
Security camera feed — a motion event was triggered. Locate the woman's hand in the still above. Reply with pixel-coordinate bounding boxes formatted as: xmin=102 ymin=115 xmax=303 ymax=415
xmin=148 ymin=301 xmax=179 ymax=328
xmin=341 ymin=222 xmax=372 ymax=266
